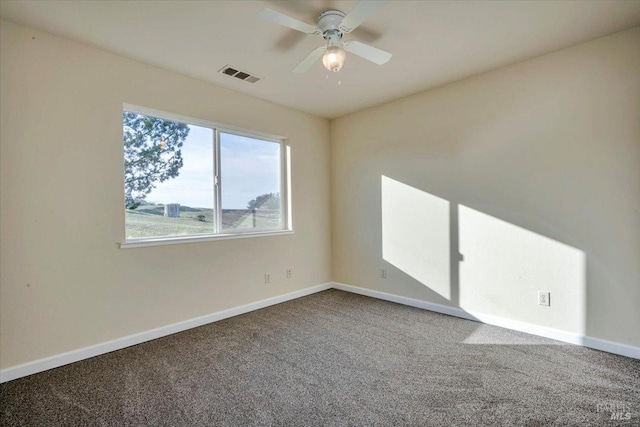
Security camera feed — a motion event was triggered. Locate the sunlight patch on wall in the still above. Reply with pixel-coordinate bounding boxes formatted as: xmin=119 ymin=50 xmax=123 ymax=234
xmin=381 ymin=176 xmax=450 ymax=300
xmin=459 ymin=205 xmax=586 ymax=333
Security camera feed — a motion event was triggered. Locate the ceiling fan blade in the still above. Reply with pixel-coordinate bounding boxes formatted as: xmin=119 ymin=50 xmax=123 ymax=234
xmin=344 ymin=40 xmax=391 ymax=65
xmin=339 ymin=0 xmax=388 ymax=33
xmin=292 ymin=46 xmax=326 ymax=73
xmin=260 ymin=9 xmax=320 ymax=35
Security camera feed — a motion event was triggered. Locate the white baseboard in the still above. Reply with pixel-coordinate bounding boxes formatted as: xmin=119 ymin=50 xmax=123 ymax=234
xmin=331 ymin=282 xmax=640 ymax=360
xmin=2 ymin=280 xmax=637 ymax=383
xmin=581 ymin=336 xmax=640 ymax=359
xmin=0 ymin=283 xmax=332 ymax=383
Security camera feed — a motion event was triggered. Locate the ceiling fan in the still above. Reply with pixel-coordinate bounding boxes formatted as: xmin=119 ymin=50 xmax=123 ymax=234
xmin=259 ymin=0 xmax=392 ymax=73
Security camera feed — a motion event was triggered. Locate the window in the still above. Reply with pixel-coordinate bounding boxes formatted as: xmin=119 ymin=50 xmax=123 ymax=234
xmin=122 ymin=105 xmax=290 ymax=247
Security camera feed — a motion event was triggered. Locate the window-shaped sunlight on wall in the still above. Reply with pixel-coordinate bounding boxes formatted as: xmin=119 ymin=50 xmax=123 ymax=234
xmin=459 ymin=205 xmax=586 ymax=334
xmin=381 ymin=176 xmax=451 ymax=300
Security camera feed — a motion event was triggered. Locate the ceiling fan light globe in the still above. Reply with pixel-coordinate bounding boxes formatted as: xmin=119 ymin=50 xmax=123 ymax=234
xmin=322 ymin=45 xmax=346 ymax=72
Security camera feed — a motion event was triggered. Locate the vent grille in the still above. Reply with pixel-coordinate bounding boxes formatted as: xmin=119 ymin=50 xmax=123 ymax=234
xmin=218 ymin=66 xmax=262 ymax=83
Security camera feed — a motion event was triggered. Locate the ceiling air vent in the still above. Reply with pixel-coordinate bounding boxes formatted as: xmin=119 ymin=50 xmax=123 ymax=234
xmin=218 ymin=66 xmax=262 ymax=83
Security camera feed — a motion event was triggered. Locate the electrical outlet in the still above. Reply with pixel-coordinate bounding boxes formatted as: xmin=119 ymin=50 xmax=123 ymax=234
xmin=264 ymin=273 xmax=271 ymax=284
xmin=286 ymin=268 xmax=292 ymax=279
xmin=538 ymin=291 xmax=550 ymax=306
xmin=381 ymin=268 xmax=387 ymax=279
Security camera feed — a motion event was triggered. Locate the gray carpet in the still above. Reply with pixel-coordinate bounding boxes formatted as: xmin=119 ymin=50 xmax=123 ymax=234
xmin=1 ymin=289 xmax=638 ymax=426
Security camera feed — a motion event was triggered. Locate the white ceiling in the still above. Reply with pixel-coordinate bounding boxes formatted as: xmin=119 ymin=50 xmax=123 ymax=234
xmin=2 ymin=1 xmax=640 ymax=119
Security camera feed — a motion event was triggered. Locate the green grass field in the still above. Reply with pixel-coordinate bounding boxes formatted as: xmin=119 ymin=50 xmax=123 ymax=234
xmin=125 ymin=205 xmax=214 ymax=238
xmin=125 ymin=204 xmax=281 ymax=239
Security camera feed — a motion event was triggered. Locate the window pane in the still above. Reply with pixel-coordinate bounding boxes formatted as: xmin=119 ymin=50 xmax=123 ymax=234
xmin=220 ymin=132 xmax=282 ymax=231
xmin=124 ymin=111 xmax=214 ymax=239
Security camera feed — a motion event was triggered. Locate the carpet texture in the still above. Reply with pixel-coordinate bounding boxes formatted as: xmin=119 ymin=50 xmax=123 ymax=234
xmin=1 ymin=289 xmax=639 ymax=426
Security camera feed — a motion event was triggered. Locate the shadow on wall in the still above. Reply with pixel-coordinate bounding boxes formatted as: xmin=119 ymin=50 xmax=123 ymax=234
xmin=381 ymin=175 xmax=587 ymax=338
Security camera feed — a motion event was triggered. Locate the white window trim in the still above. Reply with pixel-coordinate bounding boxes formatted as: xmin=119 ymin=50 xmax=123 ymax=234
xmin=120 ymin=104 xmax=293 ymax=248
xmin=120 ymin=230 xmax=295 ymax=249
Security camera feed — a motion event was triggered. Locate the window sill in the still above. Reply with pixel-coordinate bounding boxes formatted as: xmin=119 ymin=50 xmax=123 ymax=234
xmin=120 ymin=230 xmax=294 ymax=249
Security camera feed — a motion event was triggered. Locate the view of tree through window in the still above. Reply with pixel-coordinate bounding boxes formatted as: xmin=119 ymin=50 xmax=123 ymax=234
xmin=123 ymin=109 xmax=286 ymax=240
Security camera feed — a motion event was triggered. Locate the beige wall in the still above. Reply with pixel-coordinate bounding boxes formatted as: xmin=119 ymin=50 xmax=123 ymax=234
xmin=2 ymin=19 xmax=639 ymax=371
xmin=0 ymin=20 xmax=332 ymax=369
xmin=332 ymin=27 xmax=640 ymax=347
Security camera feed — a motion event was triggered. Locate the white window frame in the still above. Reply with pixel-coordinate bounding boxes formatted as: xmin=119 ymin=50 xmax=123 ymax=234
xmin=120 ymin=104 xmax=293 ymax=249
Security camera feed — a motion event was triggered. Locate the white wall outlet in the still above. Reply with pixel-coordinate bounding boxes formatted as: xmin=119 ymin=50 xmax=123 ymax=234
xmin=381 ymin=268 xmax=387 ymax=279
xmin=538 ymin=291 xmax=550 ymax=306
xmin=286 ymin=268 xmax=292 ymax=279
xmin=264 ymin=273 xmax=271 ymax=284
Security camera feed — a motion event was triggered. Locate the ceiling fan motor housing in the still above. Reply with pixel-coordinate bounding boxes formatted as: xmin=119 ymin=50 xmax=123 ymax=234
xmin=316 ymin=9 xmax=346 ymax=42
